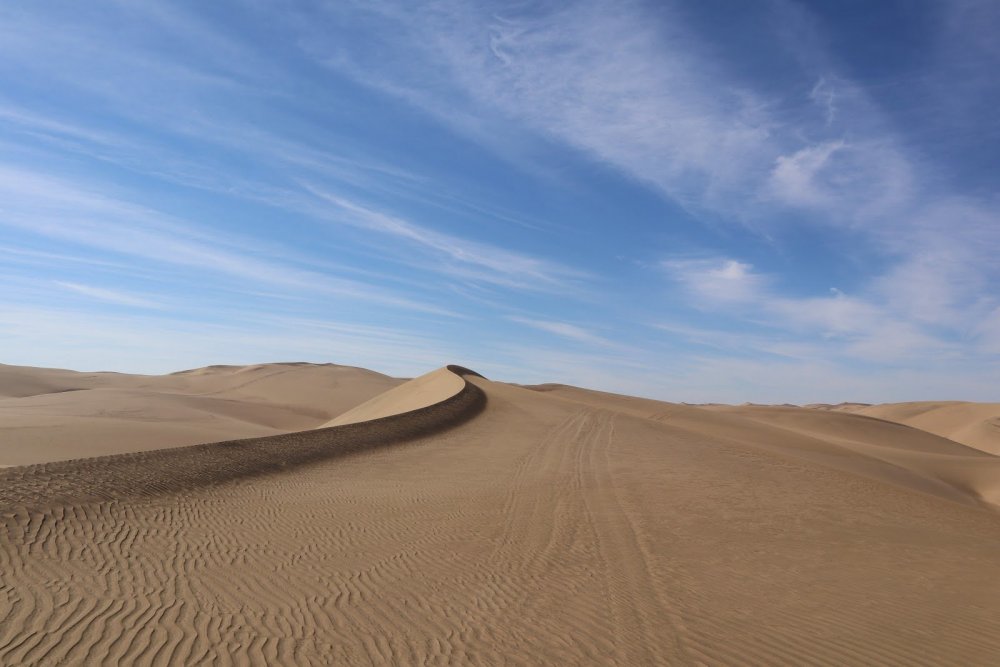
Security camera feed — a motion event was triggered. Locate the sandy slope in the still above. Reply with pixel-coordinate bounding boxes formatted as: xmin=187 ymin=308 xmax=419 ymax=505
xmin=815 ymin=401 xmax=1000 ymax=455
xmin=0 ymin=362 xmax=401 ymax=465
xmin=321 ymin=366 xmax=467 ymax=427
xmin=532 ymin=384 xmax=1000 ymax=508
xmin=1 ymin=369 xmax=1000 ymax=664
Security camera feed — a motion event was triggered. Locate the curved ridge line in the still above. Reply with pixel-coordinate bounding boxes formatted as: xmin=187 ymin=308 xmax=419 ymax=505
xmin=0 ymin=366 xmax=488 ymax=513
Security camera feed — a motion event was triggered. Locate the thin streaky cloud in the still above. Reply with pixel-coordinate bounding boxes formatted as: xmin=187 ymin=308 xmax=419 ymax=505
xmin=53 ymin=281 xmax=161 ymax=309
xmin=301 ymin=184 xmax=585 ymax=289
xmin=508 ymin=316 xmax=613 ymax=347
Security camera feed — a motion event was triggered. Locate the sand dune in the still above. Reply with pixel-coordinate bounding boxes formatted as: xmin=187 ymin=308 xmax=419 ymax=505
xmin=321 ymin=365 xmax=469 ymax=427
xmin=815 ymin=401 xmax=1000 ymax=455
xmin=1 ymin=368 xmax=999 ymax=664
xmin=0 ymin=362 xmax=401 ymax=465
xmin=531 ymin=384 xmax=1000 ymax=508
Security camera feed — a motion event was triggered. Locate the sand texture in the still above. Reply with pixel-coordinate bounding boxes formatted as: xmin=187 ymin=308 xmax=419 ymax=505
xmin=1 ymin=369 xmax=1000 ymax=664
xmin=0 ymin=362 xmax=401 ymax=465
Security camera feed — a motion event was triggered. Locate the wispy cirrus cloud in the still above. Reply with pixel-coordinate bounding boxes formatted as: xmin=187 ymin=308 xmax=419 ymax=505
xmin=0 ymin=165 xmax=457 ymax=316
xmin=508 ymin=316 xmax=613 ymax=347
xmin=304 ymin=1 xmax=996 ymax=306
xmin=301 ymin=185 xmax=582 ymax=290
xmin=305 ymin=0 xmax=777 ymax=213
xmin=300 ymin=0 xmax=910 ymax=232
xmin=53 ymin=281 xmax=160 ymax=309
xmin=1 ymin=89 xmax=579 ymax=297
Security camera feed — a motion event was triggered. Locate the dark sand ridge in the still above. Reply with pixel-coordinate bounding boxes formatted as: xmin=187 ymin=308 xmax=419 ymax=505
xmin=1 ymin=368 xmax=999 ymax=664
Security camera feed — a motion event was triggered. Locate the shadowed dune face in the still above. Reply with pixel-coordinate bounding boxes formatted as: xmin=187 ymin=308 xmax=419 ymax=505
xmin=0 ymin=362 xmax=403 ymax=465
xmin=1 ymin=367 xmax=1000 ymax=664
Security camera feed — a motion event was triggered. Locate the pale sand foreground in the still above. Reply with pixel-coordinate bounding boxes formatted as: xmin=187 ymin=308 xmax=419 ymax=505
xmin=0 ymin=362 xmax=401 ymax=465
xmin=2 ymin=368 xmax=1000 ymax=664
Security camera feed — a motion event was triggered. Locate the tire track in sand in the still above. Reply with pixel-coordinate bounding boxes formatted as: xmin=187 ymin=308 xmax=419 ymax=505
xmin=574 ymin=410 xmax=692 ymax=665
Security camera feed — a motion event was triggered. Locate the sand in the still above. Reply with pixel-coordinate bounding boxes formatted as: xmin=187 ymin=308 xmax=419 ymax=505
xmin=1 ymin=367 xmax=999 ymax=664
xmin=0 ymin=362 xmax=402 ymax=465
xmin=816 ymin=401 xmax=1000 ymax=455
xmin=321 ymin=366 xmax=467 ymax=427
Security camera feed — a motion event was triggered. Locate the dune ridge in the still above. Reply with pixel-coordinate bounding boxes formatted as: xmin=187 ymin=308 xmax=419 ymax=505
xmin=320 ymin=365 xmax=470 ymax=427
xmin=0 ymin=366 xmax=485 ymax=513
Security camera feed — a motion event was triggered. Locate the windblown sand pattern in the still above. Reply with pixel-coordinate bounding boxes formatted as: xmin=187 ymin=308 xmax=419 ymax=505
xmin=2 ymin=368 xmax=1000 ymax=664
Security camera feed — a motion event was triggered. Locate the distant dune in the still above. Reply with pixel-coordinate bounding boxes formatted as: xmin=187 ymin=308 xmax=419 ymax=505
xmin=812 ymin=400 xmax=1000 ymax=455
xmin=0 ymin=362 xmax=402 ymax=465
xmin=1 ymin=367 xmax=999 ymax=664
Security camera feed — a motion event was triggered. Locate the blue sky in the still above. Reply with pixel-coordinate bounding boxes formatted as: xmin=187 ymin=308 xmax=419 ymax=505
xmin=1 ymin=0 xmax=998 ymax=403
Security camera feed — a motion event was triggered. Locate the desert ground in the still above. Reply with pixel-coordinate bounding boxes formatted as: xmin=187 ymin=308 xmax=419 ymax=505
xmin=1 ymin=362 xmax=999 ymax=664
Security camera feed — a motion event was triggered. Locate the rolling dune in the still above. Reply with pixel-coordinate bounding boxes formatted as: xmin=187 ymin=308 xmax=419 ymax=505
xmin=1 ymin=368 xmax=1000 ymax=664
xmin=0 ymin=362 xmax=402 ymax=465
xmin=820 ymin=401 xmax=1000 ymax=455
xmin=530 ymin=384 xmax=1000 ymax=509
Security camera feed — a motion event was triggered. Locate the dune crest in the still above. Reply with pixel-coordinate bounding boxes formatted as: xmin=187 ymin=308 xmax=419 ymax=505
xmin=321 ymin=366 xmax=467 ymax=427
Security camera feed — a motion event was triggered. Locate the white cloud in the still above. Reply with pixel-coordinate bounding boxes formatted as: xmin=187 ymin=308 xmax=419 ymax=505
xmin=661 ymin=257 xmax=962 ymax=364
xmin=508 ymin=316 xmax=612 ymax=347
xmin=0 ymin=165 xmax=456 ymax=316
xmin=306 ymin=0 xmax=777 ymax=212
xmin=874 ymin=199 xmax=1000 ymax=325
xmin=54 ymin=281 xmax=160 ymax=308
xmin=767 ymin=290 xmax=882 ymax=337
xmin=304 ymin=0 xmax=922 ymax=242
xmin=768 ymin=140 xmax=845 ymax=208
xmin=767 ymin=137 xmax=914 ymax=219
xmin=810 ymin=77 xmax=837 ymax=126
xmin=661 ymin=258 xmax=767 ymax=304
xmin=301 ymin=185 xmax=582 ymax=290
